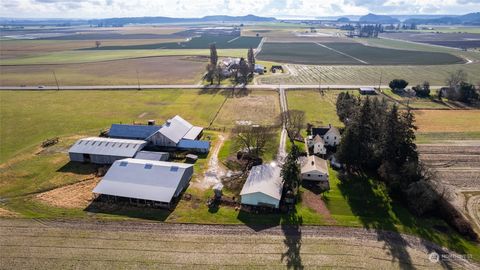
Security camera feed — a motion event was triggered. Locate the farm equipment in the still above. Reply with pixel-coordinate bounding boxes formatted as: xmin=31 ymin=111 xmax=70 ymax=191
xmin=41 ymin=137 xmax=59 ymax=148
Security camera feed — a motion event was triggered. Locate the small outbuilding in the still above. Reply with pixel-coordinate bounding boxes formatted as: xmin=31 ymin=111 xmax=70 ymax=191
xmin=301 ymin=156 xmax=330 ymax=190
xmin=68 ymin=137 xmax=146 ymax=164
xmin=359 ymin=87 xmax=377 ymax=95
xmin=93 ymin=158 xmax=193 ymax=207
xmin=240 ymin=163 xmax=283 ymax=208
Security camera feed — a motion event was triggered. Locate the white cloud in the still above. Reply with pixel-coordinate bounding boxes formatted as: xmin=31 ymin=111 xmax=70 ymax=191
xmin=0 ymin=0 xmax=478 ymax=18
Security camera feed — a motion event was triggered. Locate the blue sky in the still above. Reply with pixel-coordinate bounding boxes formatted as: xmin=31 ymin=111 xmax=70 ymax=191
xmin=1 ymin=0 xmax=479 ymax=18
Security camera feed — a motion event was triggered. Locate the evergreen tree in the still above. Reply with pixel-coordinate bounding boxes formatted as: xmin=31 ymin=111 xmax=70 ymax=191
xmin=209 ymin=44 xmax=218 ymax=66
xmin=247 ymin=47 xmax=255 ymax=75
xmin=281 ymin=145 xmax=301 ymax=195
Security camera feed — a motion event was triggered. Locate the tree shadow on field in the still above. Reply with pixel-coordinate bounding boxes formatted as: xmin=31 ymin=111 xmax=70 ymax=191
xmin=281 ymin=209 xmax=304 ymax=270
xmin=337 ymin=173 xmax=414 ymax=269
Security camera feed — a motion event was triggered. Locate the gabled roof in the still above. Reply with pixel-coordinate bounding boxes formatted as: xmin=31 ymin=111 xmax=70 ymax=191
xmin=109 ymin=124 xmax=161 ymax=140
xmin=93 ymin=158 xmax=193 ymax=203
xmin=313 ymin=134 xmax=325 ymax=145
xmin=69 ymin=137 xmax=146 ymax=157
xmin=240 ymin=163 xmax=283 ymax=200
xmin=312 ymin=126 xmax=340 ymax=137
xmin=301 ymin=155 xmax=329 ymax=175
xmin=177 ymin=139 xmax=210 ymax=150
xmin=158 ymin=115 xmax=193 ymax=144
xmin=183 ymin=126 xmax=203 ymax=140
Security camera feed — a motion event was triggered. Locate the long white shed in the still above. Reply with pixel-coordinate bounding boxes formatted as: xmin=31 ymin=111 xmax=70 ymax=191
xmin=240 ymin=163 xmax=283 ymax=208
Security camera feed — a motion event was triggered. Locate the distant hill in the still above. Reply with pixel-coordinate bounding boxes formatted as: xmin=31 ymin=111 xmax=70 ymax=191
xmin=88 ymin=14 xmax=275 ymax=26
xmin=404 ymin=12 xmax=480 ymax=25
xmin=359 ymin=13 xmax=400 ymax=24
xmin=0 ymin=14 xmax=276 ymax=26
xmin=336 ymin=17 xmax=350 ymax=22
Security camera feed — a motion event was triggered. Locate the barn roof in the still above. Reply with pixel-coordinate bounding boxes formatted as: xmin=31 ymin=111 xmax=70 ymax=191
xmin=69 ymin=137 xmax=146 ymax=157
xmin=240 ymin=163 xmax=283 ymax=200
xmin=158 ymin=115 xmax=193 ymax=144
xmin=134 ymin=151 xmax=169 ymax=161
xmin=183 ymin=126 xmax=203 ymax=140
xmin=109 ymin=124 xmax=161 ymax=140
xmin=301 ymin=155 xmax=329 ymax=175
xmin=93 ymin=158 xmax=193 ymax=203
xmin=177 ymin=139 xmax=210 ymax=150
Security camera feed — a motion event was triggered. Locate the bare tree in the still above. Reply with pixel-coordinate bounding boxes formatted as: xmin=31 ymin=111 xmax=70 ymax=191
xmin=233 ymin=125 xmax=273 ymax=159
xmin=95 ymin=41 xmax=101 ymax=48
xmin=284 ymin=110 xmax=305 ymax=143
xmin=446 ymin=69 xmax=467 ymax=88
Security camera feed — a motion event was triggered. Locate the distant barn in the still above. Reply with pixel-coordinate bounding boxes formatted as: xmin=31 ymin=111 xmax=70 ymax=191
xmin=68 ymin=137 xmax=146 ymax=164
xmin=359 ymin=87 xmax=377 ymax=95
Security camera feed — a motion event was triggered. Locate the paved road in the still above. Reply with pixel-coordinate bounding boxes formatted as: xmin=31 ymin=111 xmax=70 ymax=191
xmin=0 ymin=218 xmax=476 ymax=269
xmin=0 ymin=84 xmax=446 ymax=91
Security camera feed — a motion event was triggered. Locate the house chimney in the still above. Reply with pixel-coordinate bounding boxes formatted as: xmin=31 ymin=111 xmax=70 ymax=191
xmin=147 ymin=120 xmax=155 ymax=126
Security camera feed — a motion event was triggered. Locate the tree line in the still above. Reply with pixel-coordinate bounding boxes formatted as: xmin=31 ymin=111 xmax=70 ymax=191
xmin=336 ymin=93 xmax=478 ymax=240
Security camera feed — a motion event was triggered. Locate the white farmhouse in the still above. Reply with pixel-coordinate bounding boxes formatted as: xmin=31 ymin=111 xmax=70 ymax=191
xmin=311 ymin=124 xmax=341 ymax=147
xmin=301 ymin=156 xmax=330 ymax=190
xmin=307 ymin=134 xmax=327 ymax=155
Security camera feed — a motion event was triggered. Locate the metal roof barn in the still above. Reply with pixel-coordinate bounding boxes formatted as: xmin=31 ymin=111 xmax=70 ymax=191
xmin=69 ymin=137 xmax=147 ymax=164
xmin=134 ymin=151 xmax=170 ymax=161
xmin=159 ymin=115 xmax=194 ymax=144
xmin=240 ymin=163 xmax=283 ymax=208
xmin=93 ymin=158 xmax=193 ymax=204
xmin=183 ymin=126 xmax=204 ymax=140
xmin=109 ymin=124 xmax=161 ymax=140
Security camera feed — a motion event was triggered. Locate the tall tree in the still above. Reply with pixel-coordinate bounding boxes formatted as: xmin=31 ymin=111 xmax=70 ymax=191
xmin=234 ymin=125 xmax=273 ymax=159
xmin=236 ymin=57 xmax=250 ymax=84
xmin=284 ymin=110 xmax=305 ymax=143
xmin=281 ymin=145 xmax=301 ymax=195
xmin=209 ymin=43 xmax=218 ymax=66
xmin=247 ymin=47 xmax=255 ymax=75
xmin=446 ymin=69 xmax=467 ymax=88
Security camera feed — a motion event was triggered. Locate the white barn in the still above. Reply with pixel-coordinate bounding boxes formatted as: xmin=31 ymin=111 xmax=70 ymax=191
xmin=301 ymin=156 xmax=330 ymax=190
xmin=240 ymin=163 xmax=283 ymax=208
xmin=68 ymin=137 xmax=146 ymax=164
xmin=93 ymin=158 xmax=193 ymax=207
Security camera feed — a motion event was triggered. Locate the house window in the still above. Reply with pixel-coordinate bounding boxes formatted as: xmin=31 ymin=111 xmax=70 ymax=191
xmin=326 ymin=136 xmax=329 ymax=140
xmin=119 ymin=161 xmax=128 ymax=167
xmin=307 ymin=174 xmax=311 ymax=177
xmin=144 ymin=164 xmax=153 ymax=169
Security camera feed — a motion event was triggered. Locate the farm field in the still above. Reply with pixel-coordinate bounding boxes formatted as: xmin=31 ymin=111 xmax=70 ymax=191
xmin=0 ymin=90 xmax=228 ymax=162
xmin=257 ymin=42 xmax=464 ymax=65
xmin=213 ymin=90 xmax=281 ymax=128
xmin=1 ymin=219 xmax=474 ymax=270
xmin=414 ymin=110 xmax=480 ymax=133
xmin=286 ymin=90 xmax=359 ymax=127
xmin=0 ymin=56 xmax=206 ymax=86
xmin=380 ymin=32 xmax=480 ymax=49
xmin=0 ymin=48 xmax=246 ymax=65
xmin=418 ymin=143 xmax=480 ymax=235
xmin=85 ymin=35 xmax=262 ymax=50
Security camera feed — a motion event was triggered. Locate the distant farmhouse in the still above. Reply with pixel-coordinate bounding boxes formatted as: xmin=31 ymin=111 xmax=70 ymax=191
xmin=68 ymin=137 xmax=147 ymax=164
xmin=93 ymin=158 xmax=193 ymax=208
xmin=301 ymin=156 xmax=330 ymax=190
xmin=311 ymin=124 xmax=341 ymax=147
xmin=240 ymin=163 xmax=283 ymax=209
xmin=109 ymin=115 xmax=209 ymax=153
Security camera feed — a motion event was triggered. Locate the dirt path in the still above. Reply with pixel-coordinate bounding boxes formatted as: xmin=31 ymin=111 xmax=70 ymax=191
xmin=194 ymin=134 xmax=226 ymax=190
xmin=277 ymin=87 xmax=288 ymax=163
xmin=301 ymin=189 xmax=336 ymax=225
xmin=0 ymin=218 xmax=476 ymax=269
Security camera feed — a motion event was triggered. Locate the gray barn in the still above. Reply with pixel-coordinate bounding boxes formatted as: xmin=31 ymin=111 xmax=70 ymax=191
xmin=68 ymin=137 xmax=147 ymax=164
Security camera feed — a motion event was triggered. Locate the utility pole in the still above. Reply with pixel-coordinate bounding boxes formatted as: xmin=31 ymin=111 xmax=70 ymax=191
xmin=136 ymin=69 xmax=141 ymax=90
xmin=52 ymin=70 xmax=60 ymax=91
xmin=377 ymin=70 xmax=383 ymax=93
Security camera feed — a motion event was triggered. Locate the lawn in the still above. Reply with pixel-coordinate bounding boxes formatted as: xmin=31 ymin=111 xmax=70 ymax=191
xmin=257 ymin=42 xmax=464 ymax=65
xmin=0 ymin=90 xmax=227 ymax=163
xmin=286 ymin=89 xmax=355 ymax=127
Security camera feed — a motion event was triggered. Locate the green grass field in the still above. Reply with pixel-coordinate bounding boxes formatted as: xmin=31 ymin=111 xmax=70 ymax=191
xmin=0 ymin=90 xmax=228 ymax=163
xmin=381 ymin=89 xmax=451 ymax=109
xmin=258 ymin=42 xmax=464 ymax=65
xmin=0 ymin=49 xmax=247 ymax=65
